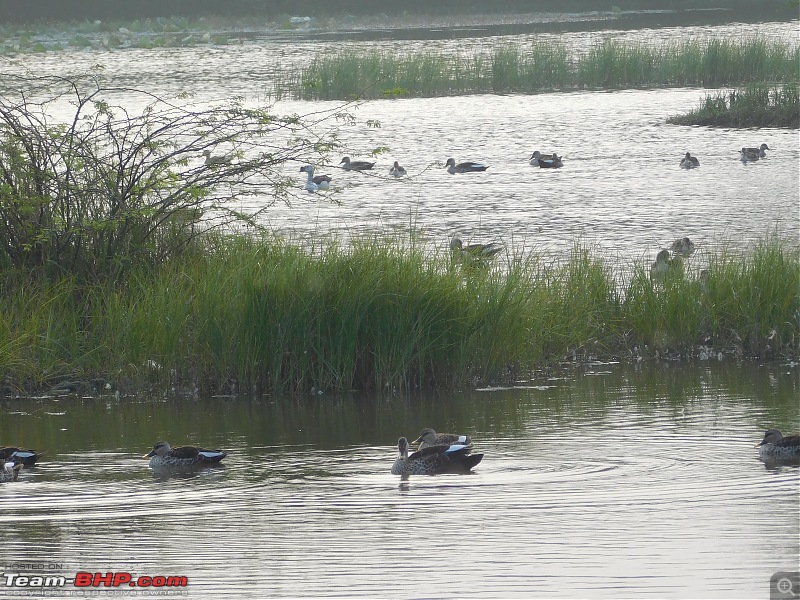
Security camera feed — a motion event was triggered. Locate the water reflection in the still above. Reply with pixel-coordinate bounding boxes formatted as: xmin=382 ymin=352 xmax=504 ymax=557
xmin=1 ymin=362 xmax=797 ymax=597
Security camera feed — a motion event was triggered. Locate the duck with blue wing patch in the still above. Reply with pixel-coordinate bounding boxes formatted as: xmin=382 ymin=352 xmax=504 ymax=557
xmin=0 ymin=446 xmax=42 ymax=466
xmin=444 ymin=157 xmax=489 ymax=174
xmin=144 ymin=441 xmax=227 ymax=468
xmin=535 ymin=152 xmax=563 ymax=168
xmin=412 ymin=427 xmax=473 ymax=450
xmin=391 ymin=437 xmax=483 ymax=475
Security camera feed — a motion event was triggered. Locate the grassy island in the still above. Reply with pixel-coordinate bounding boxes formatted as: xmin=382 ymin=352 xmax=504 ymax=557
xmin=1 ymin=232 xmax=798 ymax=396
xmin=271 ymin=38 xmax=799 ymax=100
xmin=668 ymin=83 xmax=799 ymax=128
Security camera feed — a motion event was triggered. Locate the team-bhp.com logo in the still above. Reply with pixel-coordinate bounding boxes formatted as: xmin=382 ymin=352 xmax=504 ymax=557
xmin=3 ymin=572 xmax=188 ymax=589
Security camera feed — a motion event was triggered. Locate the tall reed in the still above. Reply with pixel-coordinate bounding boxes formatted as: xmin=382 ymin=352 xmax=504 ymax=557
xmin=667 ymin=82 xmax=799 ymax=127
xmin=1 ymin=233 xmax=797 ymax=394
xmin=273 ymin=37 xmax=799 ymax=100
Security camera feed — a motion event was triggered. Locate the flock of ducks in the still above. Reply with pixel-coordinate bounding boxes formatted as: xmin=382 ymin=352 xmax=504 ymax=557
xmin=220 ymin=141 xmax=772 ymax=194
xmin=650 ymin=236 xmax=697 ymax=281
xmin=4 ymin=140 xmax=781 ymax=483
xmin=297 ymin=148 xmax=567 ymax=193
xmin=2 ymin=427 xmax=796 ymax=482
xmin=303 ymin=140 xmax=769 ymax=190
xmin=680 ymin=143 xmax=770 ymax=168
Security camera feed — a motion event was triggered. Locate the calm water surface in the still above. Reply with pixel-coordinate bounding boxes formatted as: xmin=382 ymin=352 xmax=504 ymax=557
xmin=1 ymin=363 xmax=798 ymax=598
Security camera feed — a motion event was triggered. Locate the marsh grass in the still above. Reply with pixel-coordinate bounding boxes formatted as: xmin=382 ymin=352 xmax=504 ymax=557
xmin=2 ymin=233 xmax=797 ymax=394
xmin=667 ymin=82 xmax=800 ymax=128
xmin=272 ymin=37 xmax=799 ymax=100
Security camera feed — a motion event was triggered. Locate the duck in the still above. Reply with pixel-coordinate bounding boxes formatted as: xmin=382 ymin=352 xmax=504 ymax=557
xmin=390 ymin=437 xmax=483 ymax=475
xmin=444 ymin=158 xmax=489 ymax=174
xmin=739 ymin=148 xmax=759 ymax=163
xmin=535 ymin=153 xmax=563 ymax=168
xmin=650 ymin=249 xmax=673 ymax=282
xmin=529 ymin=150 xmax=554 ymax=165
xmin=412 ymin=428 xmax=473 ymax=450
xmin=388 ymin=161 xmax=407 ymax=177
xmin=743 ymin=143 xmax=770 ymax=158
xmin=143 ymin=441 xmax=227 ymax=468
xmin=679 ymin=152 xmax=700 ymax=169
xmin=202 ymin=149 xmax=232 ymax=166
xmin=670 ymin=237 xmax=696 ymax=258
xmin=299 ymin=165 xmax=332 ymax=192
xmin=450 ymin=237 xmax=503 ymax=261
xmin=755 ymin=429 xmax=800 ymax=458
xmin=339 ymin=156 xmax=375 ymax=171
xmin=0 ymin=460 xmax=23 ymax=483
xmin=0 ymin=446 xmax=42 ymax=466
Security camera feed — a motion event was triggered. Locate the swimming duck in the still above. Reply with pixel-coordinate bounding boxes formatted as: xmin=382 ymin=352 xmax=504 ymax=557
xmin=536 ymin=153 xmax=563 ymax=168
xmin=743 ymin=143 xmax=770 ymax=158
xmin=450 ymin=237 xmax=503 ymax=261
xmin=0 ymin=460 xmax=23 ymax=483
xmin=202 ymin=149 xmax=232 ymax=166
xmin=391 ymin=437 xmax=483 ymax=475
xmin=679 ymin=152 xmax=700 ymax=169
xmin=444 ymin=158 xmax=489 ymax=174
xmin=739 ymin=148 xmax=759 ymax=162
xmin=529 ymin=150 xmax=555 ymax=165
xmin=755 ymin=429 xmax=800 ymax=458
xmin=670 ymin=237 xmax=696 ymax=258
xmin=143 ymin=441 xmax=227 ymax=468
xmin=299 ymin=165 xmax=332 ymax=192
xmin=0 ymin=447 xmax=42 ymax=466
xmin=388 ymin=161 xmax=408 ymax=177
xmin=412 ymin=428 xmax=473 ymax=450
xmin=339 ymin=156 xmax=375 ymax=171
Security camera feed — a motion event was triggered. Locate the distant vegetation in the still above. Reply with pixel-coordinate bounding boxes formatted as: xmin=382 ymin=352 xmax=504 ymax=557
xmin=271 ymin=38 xmax=799 ymax=100
xmin=668 ymin=83 xmax=800 ymax=128
xmin=0 ymin=0 xmax=794 ymax=24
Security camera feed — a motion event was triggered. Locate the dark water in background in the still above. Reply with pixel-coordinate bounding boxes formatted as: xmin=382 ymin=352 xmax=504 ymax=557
xmin=1 ymin=362 xmax=798 ymax=598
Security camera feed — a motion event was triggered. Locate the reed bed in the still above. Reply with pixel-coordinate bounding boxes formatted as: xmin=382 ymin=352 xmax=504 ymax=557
xmin=271 ymin=37 xmax=799 ymax=100
xmin=1 ymin=233 xmax=797 ymax=395
xmin=667 ymin=82 xmax=800 ymax=128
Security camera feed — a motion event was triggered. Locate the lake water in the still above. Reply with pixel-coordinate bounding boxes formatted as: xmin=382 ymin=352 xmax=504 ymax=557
xmin=1 ymin=19 xmax=797 ymax=265
xmin=1 ymin=362 xmax=798 ymax=598
xmin=1 ymin=14 xmax=798 ymax=598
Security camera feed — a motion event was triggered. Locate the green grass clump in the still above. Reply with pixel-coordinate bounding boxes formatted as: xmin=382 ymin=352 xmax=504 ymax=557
xmin=1 ymin=233 xmax=797 ymax=395
xmin=272 ymin=36 xmax=799 ymax=100
xmin=623 ymin=238 xmax=800 ymax=355
xmin=667 ymin=82 xmax=800 ymax=128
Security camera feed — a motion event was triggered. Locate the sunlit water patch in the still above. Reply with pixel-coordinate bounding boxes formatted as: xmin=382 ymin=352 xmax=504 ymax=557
xmin=1 ymin=21 xmax=796 ymax=263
